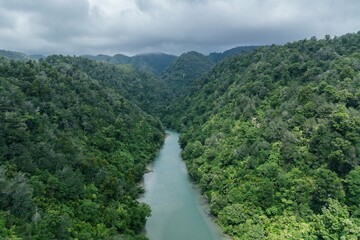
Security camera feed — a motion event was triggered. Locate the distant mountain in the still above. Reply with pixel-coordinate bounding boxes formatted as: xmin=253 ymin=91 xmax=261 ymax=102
xmin=131 ymin=53 xmax=178 ymax=74
xmin=157 ymin=51 xmax=214 ymax=124
xmin=0 ymin=49 xmax=31 ymax=61
xmin=0 ymin=45 xmax=257 ymax=68
xmin=208 ymin=45 xmax=258 ymax=62
xmin=0 ymin=49 xmax=45 ymax=61
xmin=82 ymin=54 xmax=113 ymax=62
xmin=80 ymin=46 xmax=259 ymax=125
xmin=82 ymin=53 xmax=177 ymax=74
xmin=81 ymin=46 xmax=259 ymax=75
xmin=162 ymin=51 xmax=214 ymax=89
xmin=111 ymin=53 xmax=131 ymax=64
xmin=160 ymin=47 xmax=260 ymax=98
xmin=29 ymin=54 xmax=45 ymax=60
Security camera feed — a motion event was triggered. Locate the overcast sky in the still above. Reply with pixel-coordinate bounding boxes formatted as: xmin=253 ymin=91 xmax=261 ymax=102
xmin=0 ymin=0 xmax=359 ymax=56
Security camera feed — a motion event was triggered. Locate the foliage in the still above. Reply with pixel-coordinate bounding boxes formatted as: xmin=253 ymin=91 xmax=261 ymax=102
xmin=208 ymin=46 xmax=258 ymax=63
xmin=175 ymin=32 xmax=360 ymax=239
xmin=159 ymin=51 xmax=216 ymax=126
xmin=82 ymin=53 xmax=177 ymax=74
xmin=57 ymin=56 xmax=170 ymax=119
xmin=84 ymin=48 xmax=258 ymax=127
xmin=3 ymin=32 xmax=360 ymax=239
xmin=0 ymin=50 xmax=43 ymax=61
xmin=0 ymin=50 xmax=31 ymax=61
xmin=313 ymin=199 xmax=360 ymax=240
xmin=0 ymin=56 xmax=164 ymax=239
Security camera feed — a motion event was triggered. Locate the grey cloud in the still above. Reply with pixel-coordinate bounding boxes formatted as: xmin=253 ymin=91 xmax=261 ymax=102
xmin=0 ymin=0 xmax=359 ymax=56
xmin=0 ymin=10 xmax=16 ymax=29
xmin=135 ymin=0 xmax=155 ymax=12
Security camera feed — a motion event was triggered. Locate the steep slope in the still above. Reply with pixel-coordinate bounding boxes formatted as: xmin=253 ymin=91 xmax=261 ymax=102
xmin=78 ymin=51 xmax=217 ymax=124
xmin=160 ymin=51 xmax=215 ymax=125
xmin=82 ymin=53 xmax=116 ymax=63
xmin=208 ymin=46 xmax=258 ymax=63
xmin=0 ymin=49 xmax=44 ymax=61
xmin=57 ymin=56 xmax=169 ymax=118
xmin=130 ymin=53 xmax=178 ymax=74
xmin=0 ymin=56 xmax=164 ymax=239
xmin=176 ymin=33 xmax=360 ymax=239
xmin=82 ymin=53 xmax=177 ymax=74
xmin=161 ymin=51 xmax=215 ymax=91
xmin=79 ymin=48 xmax=259 ymax=126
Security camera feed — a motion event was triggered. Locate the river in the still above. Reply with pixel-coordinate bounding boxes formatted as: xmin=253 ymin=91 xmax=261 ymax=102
xmin=140 ymin=130 xmax=226 ymax=240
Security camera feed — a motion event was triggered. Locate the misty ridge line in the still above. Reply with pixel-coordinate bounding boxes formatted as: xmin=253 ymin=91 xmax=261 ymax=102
xmin=0 ymin=45 xmax=258 ymax=74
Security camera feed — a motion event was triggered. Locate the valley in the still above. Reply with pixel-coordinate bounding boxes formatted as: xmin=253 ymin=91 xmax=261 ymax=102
xmin=1 ymin=32 xmax=360 ymax=239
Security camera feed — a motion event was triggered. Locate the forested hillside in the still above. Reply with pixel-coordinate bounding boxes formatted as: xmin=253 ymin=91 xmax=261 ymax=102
xmin=161 ymin=51 xmax=215 ymax=93
xmin=80 ymin=47 xmax=259 ymax=126
xmin=0 ymin=50 xmax=44 ymax=62
xmin=82 ymin=53 xmax=177 ymax=74
xmin=82 ymin=46 xmax=256 ymax=77
xmin=0 ymin=57 xmax=164 ymax=239
xmin=79 ymin=51 xmax=217 ymax=123
xmin=158 ymin=51 xmax=214 ymax=125
xmin=208 ymin=46 xmax=258 ymax=63
xmin=176 ymin=33 xmax=360 ymax=239
xmin=48 ymin=56 xmax=170 ymax=118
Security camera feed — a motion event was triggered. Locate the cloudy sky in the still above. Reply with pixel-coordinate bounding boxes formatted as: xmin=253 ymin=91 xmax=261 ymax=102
xmin=0 ymin=0 xmax=359 ymax=56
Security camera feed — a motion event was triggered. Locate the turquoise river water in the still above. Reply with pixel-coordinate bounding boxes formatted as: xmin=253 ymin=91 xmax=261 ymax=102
xmin=140 ymin=130 xmax=226 ymax=240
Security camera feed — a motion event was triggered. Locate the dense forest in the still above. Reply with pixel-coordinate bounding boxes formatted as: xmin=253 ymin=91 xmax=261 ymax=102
xmin=0 ymin=56 xmax=163 ymax=239
xmin=175 ymin=33 xmax=360 ymax=239
xmin=82 ymin=46 xmax=256 ymax=78
xmin=1 ymin=32 xmax=360 ymax=240
xmin=0 ymin=50 xmax=44 ymax=62
xmin=48 ymin=56 xmax=170 ymax=119
xmin=82 ymin=53 xmax=177 ymax=75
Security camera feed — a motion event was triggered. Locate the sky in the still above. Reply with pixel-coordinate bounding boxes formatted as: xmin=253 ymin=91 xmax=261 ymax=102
xmin=0 ymin=0 xmax=359 ymax=56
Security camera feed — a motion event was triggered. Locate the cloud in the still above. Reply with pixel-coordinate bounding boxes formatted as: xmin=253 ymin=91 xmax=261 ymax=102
xmin=0 ymin=0 xmax=359 ymax=55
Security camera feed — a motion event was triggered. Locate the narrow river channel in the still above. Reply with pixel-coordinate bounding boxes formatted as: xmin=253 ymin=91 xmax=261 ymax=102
xmin=140 ymin=130 xmax=226 ymax=240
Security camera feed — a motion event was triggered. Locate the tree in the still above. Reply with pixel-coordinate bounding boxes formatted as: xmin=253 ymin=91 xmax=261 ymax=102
xmin=313 ymin=199 xmax=360 ymax=239
xmin=312 ymin=168 xmax=345 ymax=212
xmin=346 ymin=167 xmax=360 ymax=207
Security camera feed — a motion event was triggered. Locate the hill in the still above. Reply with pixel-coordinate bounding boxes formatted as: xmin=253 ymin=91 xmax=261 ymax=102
xmin=131 ymin=53 xmax=178 ymax=74
xmin=82 ymin=53 xmax=177 ymax=74
xmin=81 ymin=46 xmax=258 ymax=77
xmin=57 ymin=56 xmax=169 ymax=118
xmin=0 ymin=56 xmax=164 ymax=239
xmin=161 ymin=51 xmax=215 ymax=93
xmin=175 ymin=33 xmax=360 ymax=239
xmin=159 ymin=48 xmax=260 ymax=126
xmin=208 ymin=46 xmax=258 ymax=62
xmin=0 ymin=49 xmax=45 ymax=61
